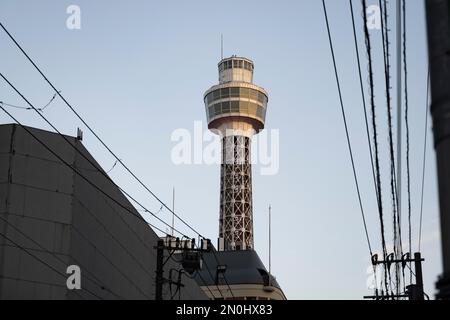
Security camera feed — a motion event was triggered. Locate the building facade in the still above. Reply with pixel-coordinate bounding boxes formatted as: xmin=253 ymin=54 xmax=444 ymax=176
xmin=0 ymin=124 xmax=205 ymax=299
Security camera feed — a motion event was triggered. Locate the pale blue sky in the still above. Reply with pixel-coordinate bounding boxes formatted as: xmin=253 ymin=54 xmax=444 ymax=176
xmin=0 ymin=0 xmax=440 ymax=299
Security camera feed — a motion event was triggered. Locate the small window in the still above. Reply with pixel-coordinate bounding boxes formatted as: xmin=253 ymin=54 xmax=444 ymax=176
xmin=238 ymin=60 xmax=243 ymax=68
xmin=257 ymin=92 xmax=265 ymax=103
xmin=240 ymin=87 xmax=249 ymax=99
xmin=221 ymin=87 xmax=230 ymax=98
xmin=257 ymin=106 xmax=263 ymax=118
xmin=209 ymin=93 xmax=215 ymax=104
xmin=213 ymin=90 xmax=220 ymax=101
xmin=226 ymin=60 xmax=232 ymax=69
xmin=230 ymin=101 xmax=239 ymax=112
xmin=233 ymin=60 xmax=238 ymax=68
xmin=240 ymin=101 xmax=248 ymax=113
xmin=214 ymin=103 xmax=222 ymax=116
xmin=222 ymin=101 xmax=230 ymax=113
xmin=248 ymin=103 xmax=257 ymax=115
xmin=249 ymin=89 xmax=258 ymax=101
xmin=230 ymin=87 xmax=239 ymax=97
xmin=208 ymin=106 xmax=214 ymax=119
xmin=244 ymin=61 xmax=249 ymax=70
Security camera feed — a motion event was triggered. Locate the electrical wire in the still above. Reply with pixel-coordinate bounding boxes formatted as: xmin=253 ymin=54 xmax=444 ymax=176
xmin=0 ymin=73 xmax=236 ymax=302
xmin=0 ymin=101 xmax=31 ymax=110
xmin=349 ymin=0 xmax=380 ymax=211
xmin=196 ymin=270 xmax=217 ymax=299
xmin=0 ymin=101 xmax=175 ymax=241
xmin=0 ymin=229 xmax=102 ymax=300
xmin=210 ymin=249 xmax=235 ymax=298
xmin=0 ymin=21 xmax=239 ymax=299
xmin=0 ymin=71 xmax=191 ymax=241
xmin=349 ymin=0 xmax=382 ymax=295
xmin=322 ymin=0 xmax=373 ymax=256
xmin=0 ymin=21 xmax=205 ymax=240
xmin=361 ymin=0 xmax=389 ymax=295
xmin=0 ymin=215 xmax=124 ymax=299
xmin=402 ymin=0 xmax=413 ymax=285
xmin=418 ymin=70 xmax=430 ymax=253
xmin=378 ymin=0 xmax=403 ymax=295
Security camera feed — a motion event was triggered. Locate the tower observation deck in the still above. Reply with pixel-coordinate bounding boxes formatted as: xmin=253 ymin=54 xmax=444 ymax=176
xmin=204 ymin=56 xmax=268 ymax=251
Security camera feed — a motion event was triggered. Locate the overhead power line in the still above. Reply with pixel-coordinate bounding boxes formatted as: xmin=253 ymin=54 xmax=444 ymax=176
xmin=418 ymin=70 xmax=430 ymax=253
xmin=0 ymin=73 xmax=236 ymax=300
xmin=378 ymin=0 xmax=404 ymax=295
xmin=0 ymin=21 xmax=204 ymax=240
xmin=322 ymin=0 xmax=373 ymax=256
xmin=0 ymin=71 xmax=191 ymax=240
xmin=349 ymin=0 xmax=381 ymax=218
xmin=0 ymin=215 xmax=124 ymax=299
xmin=0 ymin=96 xmax=177 ymax=239
xmin=402 ymin=0 xmax=413 ymax=284
xmin=361 ymin=0 xmax=389 ymax=295
xmin=0 ymin=229 xmax=101 ymax=300
xmin=0 ymin=102 xmax=234 ymax=299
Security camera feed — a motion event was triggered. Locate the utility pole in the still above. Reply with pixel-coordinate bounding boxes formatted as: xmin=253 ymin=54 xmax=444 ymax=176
xmin=406 ymin=252 xmax=425 ymax=300
xmin=364 ymin=252 xmax=425 ymax=300
xmin=154 ymin=237 xmax=211 ymax=300
xmin=425 ymin=0 xmax=450 ymax=300
xmin=155 ymin=239 xmax=164 ymax=301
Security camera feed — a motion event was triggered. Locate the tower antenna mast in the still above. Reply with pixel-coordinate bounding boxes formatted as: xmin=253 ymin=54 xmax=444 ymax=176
xmin=221 ymin=34 xmax=223 ymax=60
xmin=269 ymin=204 xmax=272 ymax=286
xmin=171 ymin=187 xmax=175 ymax=237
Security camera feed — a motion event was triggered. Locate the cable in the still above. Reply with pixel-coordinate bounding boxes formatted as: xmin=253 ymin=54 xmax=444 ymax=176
xmin=38 ymin=90 xmax=60 ymax=112
xmin=361 ymin=0 xmax=389 ymax=294
xmin=0 ymin=101 xmax=31 ymax=110
xmin=167 ymin=250 xmax=228 ymax=300
xmin=0 ymin=229 xmax=102 ymax=300
xmin=402 ymin=0 xmax=413 ymax=284
xmin=200 ymin=256 xmax=225 ymax=299
xmin=210 ymin=249 xmax=235 ymax=298
xmin=418 ymin=69 xmax=430 ymax=252
xmin=196 ymin=270 xmax=217 ymax=299
xmin=0 ymin=215 xmax=124 ymax=299
xmin=0 ymin=100 xmax=176 ymax=242
xmin=0 ymin=91 xmax=60 ymax=111
xmin=322 ymin=0 xmax=373 ymax=256
xmin=0 ymin=71 xmax=191 ymax=241
xmin=0 ymin=105 xmax=232 ymax=301
xmin=1 ymin=23 xmax=239 ymax=299
xmin=0 ymin=21 xmax=205 ymax=240
xmin=379 ymin=0 xmax=403 ymax=295
xmin=106 ymin=159 xmax=120 ymax=174
xmin=349 ymin=0 xmax=380 ymax=210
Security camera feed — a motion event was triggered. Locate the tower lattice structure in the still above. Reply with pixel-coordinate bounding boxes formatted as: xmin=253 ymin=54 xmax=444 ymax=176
xmin=204 ymin=56 xmax=268 ymax=251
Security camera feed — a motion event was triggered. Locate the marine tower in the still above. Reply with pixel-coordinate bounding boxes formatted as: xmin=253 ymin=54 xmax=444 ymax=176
xmin=204 ymin=56 xmax=268 ymax=251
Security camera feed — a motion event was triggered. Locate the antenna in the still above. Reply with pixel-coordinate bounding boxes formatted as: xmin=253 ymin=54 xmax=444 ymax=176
xmin=269 ymin=204 xmax=272 ymax=286
xmin=221 ymin=34 xmax=223 ymax=60
xmin=171 ymin=187 xmax=175 ymax=237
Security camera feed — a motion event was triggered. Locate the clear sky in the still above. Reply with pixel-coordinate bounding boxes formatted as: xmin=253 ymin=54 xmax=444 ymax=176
xmin=0 ymin=0 xmax=440 ymax=299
